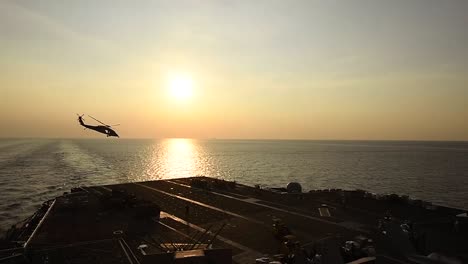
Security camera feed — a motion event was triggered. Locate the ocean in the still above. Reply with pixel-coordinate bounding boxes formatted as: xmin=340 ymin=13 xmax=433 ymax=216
xmin=1 ymin=138 xmax=467 ymax=232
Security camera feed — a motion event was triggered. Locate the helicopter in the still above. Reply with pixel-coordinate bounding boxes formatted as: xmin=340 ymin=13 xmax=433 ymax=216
xmin=77 ymin=114 xmax=120 ymax=138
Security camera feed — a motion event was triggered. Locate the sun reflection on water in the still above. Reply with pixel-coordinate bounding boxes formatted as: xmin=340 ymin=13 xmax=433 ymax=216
xmin=143 ymin=138 xmax=207 ymax=180
xmin=164 ymin=138 xmax=197 ymax=178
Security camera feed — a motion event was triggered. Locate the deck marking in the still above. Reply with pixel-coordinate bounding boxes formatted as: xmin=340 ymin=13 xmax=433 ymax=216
xmin=100 ymin=186 xmax=113 ymax=192
xmin=24 ymin=199 xmax=56 ymax=248
xmin=159 ymin=211 xmax=261 ymax=255
xmin=166 ymin=180 xmax=369 ymax=233
xmin=319 ymin=207 xmax=331 ymax=217
xmin=157 ymin=221 xmax=197 ymax=242
xmin=134 ymin=183 xmax=264 ymax=225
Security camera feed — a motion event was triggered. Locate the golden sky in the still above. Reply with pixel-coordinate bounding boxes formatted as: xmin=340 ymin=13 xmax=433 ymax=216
xmin=1 ymin=1 xmax=467 ymax=140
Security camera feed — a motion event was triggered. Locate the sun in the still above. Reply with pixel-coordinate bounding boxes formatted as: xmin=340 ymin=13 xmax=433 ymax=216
xmin=167 ymin=73 xmax=193 ymax=100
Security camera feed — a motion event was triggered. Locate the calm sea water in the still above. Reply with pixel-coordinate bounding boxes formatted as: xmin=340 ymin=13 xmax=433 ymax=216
xmin=1 ymin=138 xmax=468 ymax=231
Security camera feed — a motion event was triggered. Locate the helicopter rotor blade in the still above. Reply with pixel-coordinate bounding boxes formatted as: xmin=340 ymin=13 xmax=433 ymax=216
xmin=88 ymin=115 xmax=108 ymax=126
xmin=108 ymin=124 xmax=120 ymax=127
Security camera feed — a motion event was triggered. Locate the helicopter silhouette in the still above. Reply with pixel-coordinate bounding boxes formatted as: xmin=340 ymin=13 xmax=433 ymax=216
xmin=77 ymin=114 xmax=119 ymax=138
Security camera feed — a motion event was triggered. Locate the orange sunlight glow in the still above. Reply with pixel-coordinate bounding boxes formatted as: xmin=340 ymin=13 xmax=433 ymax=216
xmin=167 ymin=73 xmax=194 ymax=100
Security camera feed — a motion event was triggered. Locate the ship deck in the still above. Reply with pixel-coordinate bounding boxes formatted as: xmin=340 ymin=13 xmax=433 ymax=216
xmin=4 ymin=177 xmax=468 ymax=263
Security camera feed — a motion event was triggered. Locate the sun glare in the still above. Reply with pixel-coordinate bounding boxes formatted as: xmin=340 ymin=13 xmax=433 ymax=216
xmin=167 ymin=73 xmax=193 ymax=100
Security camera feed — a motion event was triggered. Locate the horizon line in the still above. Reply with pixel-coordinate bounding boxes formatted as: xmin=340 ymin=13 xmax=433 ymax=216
xmin=1 ymin=136 xmax=467 ymax=143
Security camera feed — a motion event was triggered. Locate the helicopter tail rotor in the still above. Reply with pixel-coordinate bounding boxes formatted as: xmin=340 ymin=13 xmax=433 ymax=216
xmin=77 ymin=113 xmax=86 ymax=126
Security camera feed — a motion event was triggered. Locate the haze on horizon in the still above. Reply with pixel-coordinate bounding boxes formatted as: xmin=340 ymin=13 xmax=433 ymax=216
xmin=1 ymin=0 xmax=467 ymax=141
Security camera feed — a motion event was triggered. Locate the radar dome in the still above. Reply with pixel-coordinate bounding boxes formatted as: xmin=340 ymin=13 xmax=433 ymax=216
xmin=286 ymin=182 xmax=302 ymax=193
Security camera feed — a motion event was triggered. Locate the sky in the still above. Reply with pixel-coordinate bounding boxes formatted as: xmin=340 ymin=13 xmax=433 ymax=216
xmin=1 ymin=0 xmax=467 ymax=140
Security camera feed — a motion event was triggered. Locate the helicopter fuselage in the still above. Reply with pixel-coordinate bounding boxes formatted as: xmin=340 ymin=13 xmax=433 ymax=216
xmin=78 ymin=117 xmax=119 ymax=137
